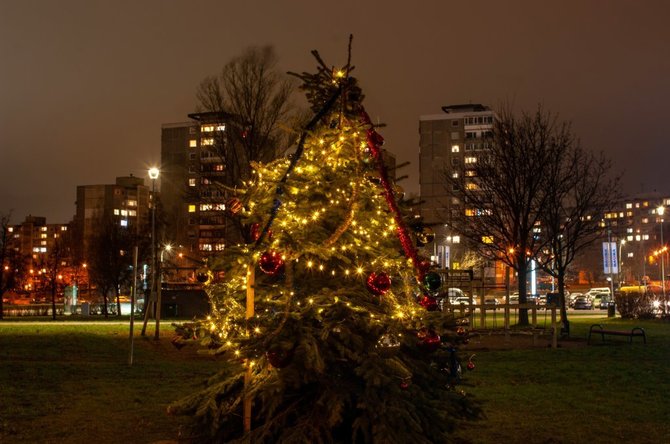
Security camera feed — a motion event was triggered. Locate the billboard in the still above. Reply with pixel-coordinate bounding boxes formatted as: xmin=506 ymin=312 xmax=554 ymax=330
xmin=602 ymin=242 xmax=618 ymax=274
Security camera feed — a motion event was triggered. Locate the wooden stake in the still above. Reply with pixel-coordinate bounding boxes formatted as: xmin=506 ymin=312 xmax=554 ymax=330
xmin=243 ymin=264 xmax=255 ymax=433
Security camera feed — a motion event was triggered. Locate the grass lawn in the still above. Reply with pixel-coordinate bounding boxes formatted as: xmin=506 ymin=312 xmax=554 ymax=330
xmin=0 ymin=315 xmax=668 ymax=443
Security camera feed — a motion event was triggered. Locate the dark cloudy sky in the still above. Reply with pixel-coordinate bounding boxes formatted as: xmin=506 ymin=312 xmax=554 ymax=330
xmin=1 ymin=0 xmax=669 ymax=224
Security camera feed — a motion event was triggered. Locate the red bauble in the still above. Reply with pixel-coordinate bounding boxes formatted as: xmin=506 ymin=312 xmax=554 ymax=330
xmin=467 ymin=361 xmax=475 ymax=371
xmin=249 ymin=223 xmax=261 ymax=242
xmin=226 ymin=197 xmax=243 ymax=215
xmin=419 ymin=294 xmax=439 ymax=311
xmin=417 ymin=328 xmax=441 ymax=353
xmin=456 ymin=326 xmax=467 ymax=336
xmin=259 ymin=251 xmax=284 ymax=275
xmin=366 ymin=271 xmax=391 ymax=296
xmin=400 ymin=379 xmax=411 ymax=390
xmin=266 ymin=348 xmax=294 ymax=369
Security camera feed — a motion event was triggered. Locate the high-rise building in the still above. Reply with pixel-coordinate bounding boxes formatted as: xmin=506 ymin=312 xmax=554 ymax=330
xmin=4 ymin=215 xmax=71 ymax=292
xmin=161 ymin=113 xmax=228 ymax=257
xmin=73 ymin=175 xmax=152 ymax=261
xmin=419 ymin=104 xmax=494 ymax=270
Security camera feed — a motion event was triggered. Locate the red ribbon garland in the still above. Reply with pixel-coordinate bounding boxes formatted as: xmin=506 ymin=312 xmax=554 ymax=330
xmin=361 ymin=111 xmax=425 ymax=280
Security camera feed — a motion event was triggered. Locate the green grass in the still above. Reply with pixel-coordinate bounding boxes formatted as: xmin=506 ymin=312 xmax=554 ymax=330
xmin=0 ymin=317 xmax=669 ymax=443
xmin=455 ymin=317 xmax=670 ymax=444
xmin=0 ymin=320 xmax=221 ymax=444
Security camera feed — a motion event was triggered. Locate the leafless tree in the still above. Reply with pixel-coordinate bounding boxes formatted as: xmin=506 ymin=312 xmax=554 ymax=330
xmin=39 ymin=235 xmax=70 ymax=320
xmin=536 ymin=147 xmax=620 ymax=335
xmin=89 ymin=218 xmax=136 ymax=318
xmin=445 ymin=106 xmax=569 ymax=325
xmin=196 ymin=46 xmax=299 ymax=187
xmin=0 ymin=212 xmax=11 ymax=319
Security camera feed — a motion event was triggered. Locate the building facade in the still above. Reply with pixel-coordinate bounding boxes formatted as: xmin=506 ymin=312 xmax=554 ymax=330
xmin=419 ymin=104 xmax=495 ymax=271
xmin=161 ymin=113 xmax=228 ymax=258
xmin=73 ymin=175 xmax=152 ymax=260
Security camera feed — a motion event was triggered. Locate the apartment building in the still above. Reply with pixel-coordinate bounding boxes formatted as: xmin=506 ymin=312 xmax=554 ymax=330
xmin=161 ymin=112 xmax=228 ymax=257
xmin=419 ymin=104 xmax=495 ymax=270
xmin=73 ymin=175 xmax=152 ymax=260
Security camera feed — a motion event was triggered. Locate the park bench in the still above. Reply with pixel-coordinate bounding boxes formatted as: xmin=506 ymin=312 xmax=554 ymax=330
xmin=587 ymin=324 xmax=646 ymax=345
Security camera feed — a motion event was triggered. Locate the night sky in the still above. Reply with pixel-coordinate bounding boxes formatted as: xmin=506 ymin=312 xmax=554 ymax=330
xmin=2 ymin=0 xmax=669 ymax=224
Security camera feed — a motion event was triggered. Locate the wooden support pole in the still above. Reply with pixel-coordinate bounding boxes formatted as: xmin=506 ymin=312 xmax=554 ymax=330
xmin=243 ymin=264 xmax=255 ymax=434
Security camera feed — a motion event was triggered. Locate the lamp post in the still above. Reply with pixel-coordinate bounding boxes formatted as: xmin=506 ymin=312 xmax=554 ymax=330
xmin=142 ymin=167 xmax=159 ymax=337
xmin=619 ymin=239 xmax=626 ymax=287
xmin=658 ymin=205 xmax=666 ymax=311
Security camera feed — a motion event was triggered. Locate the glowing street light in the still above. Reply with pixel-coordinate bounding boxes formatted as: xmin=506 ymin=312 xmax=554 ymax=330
xmin=657 ymin=205 xmax=666 ymax=307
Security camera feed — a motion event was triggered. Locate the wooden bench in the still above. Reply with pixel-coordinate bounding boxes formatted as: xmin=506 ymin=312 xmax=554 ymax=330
xmin=588 ymin=324 xmax=646 ymax=345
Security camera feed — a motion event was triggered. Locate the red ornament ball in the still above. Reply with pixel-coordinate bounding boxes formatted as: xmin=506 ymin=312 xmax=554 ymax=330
xmin=366 ymin=271 xmax=391 ymax=296
xmin=400 ymin=379 xmax=411 ymax=390
xmin=417 ymin=328 xmax=441 ymax=353
xmin=467 ymin=361 xmax=475 ymax=371
xmin=266 ymin=348 xmax=294 ymax=369
xmin=226 ymin=197 xmax=243 ymax=214
xmin=456 ymin=326 xmax=467 ymax=336
xmin=259 ymin=251 xmax=284 ymax=275
xmin=419 ymin=294 xmax=439 ymax=311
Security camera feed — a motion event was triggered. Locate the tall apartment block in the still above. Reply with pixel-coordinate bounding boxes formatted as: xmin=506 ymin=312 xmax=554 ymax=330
xmin=73 ymin=175 xmax=152 ymax=260
xmin=5 ymin=215 xmax=70 ymax=291
xmin=161 ymin=112 xmax=228 ymax=257
xmin=419 ymin=104 xmax=494 ymax=270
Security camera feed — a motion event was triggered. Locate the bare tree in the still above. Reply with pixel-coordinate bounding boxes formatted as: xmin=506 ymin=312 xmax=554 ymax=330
xmin=89 ymin=217 xmax=136 ymax=318
xmin=39 ymin=236 xmax=70 ymax=320
xmin=536 ymin=147 xmax=620 ymax=335
xmin=196 ymin=46 xmax=298 ymax=188
xmin=0 ymin=212 xmax=11 ymax=319
xmin=445 ymin=106 xmax=567 ymax=325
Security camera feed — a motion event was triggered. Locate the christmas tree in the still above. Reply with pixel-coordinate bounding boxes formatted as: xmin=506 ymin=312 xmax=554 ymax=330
xmin=171 ymin=44 xmax=481 ymax=443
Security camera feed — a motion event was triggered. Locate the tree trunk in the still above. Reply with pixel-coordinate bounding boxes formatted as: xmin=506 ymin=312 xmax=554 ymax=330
xmin=558 ymin=273 xmax=570 ymax=336
xmin=51 ymin=282 xmax=57 ymax=320
xmin=517 ymin=258 xmax=529 ymax=325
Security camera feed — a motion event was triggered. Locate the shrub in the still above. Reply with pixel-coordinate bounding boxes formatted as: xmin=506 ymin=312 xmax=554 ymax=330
xmin=614 ymin=291 xmax=656 ymax=319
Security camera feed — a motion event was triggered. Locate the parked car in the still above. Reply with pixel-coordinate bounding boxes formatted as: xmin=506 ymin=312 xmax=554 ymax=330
xmin=484 ymin=296 xmax=499 ymax=306
xmin=568 ymin=292 xmax=583 ymax=308
xmin=573 ymin=296 xmax=593 ymax=310
xmin=446 ymin=288 xmax=466 ymax=303
xmin=452 ymin=297 xmax=471 ymax=305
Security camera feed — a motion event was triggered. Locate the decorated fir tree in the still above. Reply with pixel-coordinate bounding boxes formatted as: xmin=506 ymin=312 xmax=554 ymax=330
xmin=171 ymin=46 xmax=481 ymax=443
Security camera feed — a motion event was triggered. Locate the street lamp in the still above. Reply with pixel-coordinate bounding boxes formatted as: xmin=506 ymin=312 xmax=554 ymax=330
xmin=657 ymin=205 xmax=666 ymax=307
xmin=619 ymin=239 xmax=626 ymax=287
xmin=142 ymin=167 xmax=160 ymax=337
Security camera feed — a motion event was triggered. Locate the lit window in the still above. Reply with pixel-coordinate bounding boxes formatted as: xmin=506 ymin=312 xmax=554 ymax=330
xmin=482 ymin=236 xmax=493 ymax=244
xmin=189 ymin=139 xmax=197 ymax=147
xmin=627 ymin=228 xmax=633 ymax=233
xmin=452 ymin=236 xmax=460 ymax=243
xmin=41 ymin=240 xmax=47 ymax=246
xmin=7 ymin=227 xmax=13 ymax=232
xmin=202 ymin=125 xmax=215 ymax=132
xmin=41 ymin=234 xmax=47 ymax=239
xmin=214 ymin=164 xmax=224 ymax=171
xmin=452 ymin=172 xmax=459 ymax=179
xmin=619 ymin=212 xmax=624 ymax=218
xmin=451 ymin=145 xmax=460 ymax=153
xmin=465 ymin=209 xmax=475 ymax=217
xmin=188 ymin=205 xmax=196 ymax=213
xmin=214 ymin=243 xmax=225 ymax=251
xmin=643 ymin=234 xmax=649 ymax=240
xmin=465 ymin=157 xmax=477 ymax=164
xmin=121 ymin=210 xmax=128 ymax=216
xmin=128 ymin=210 xmax=136 ymax=217
xmin=642 ymin=218 xmax=649 ymax=224
xmin=216 ymin=125 xmax=225 ymax=131
xmin=200 ymin=243 xmax=213 ymax=251
xmin=120 ymin=220 xmax=128 ymax=227
xmin=127 ymin=200 xmax=137 ymax=207
xmin=626 ymin=211 xmax=633 ymax=217
xmin=188 ymin=178 xmax=196 ymax=187
xmin=465 ymin=182 xmax=478 ymax=190
xmin=626 ymin=203 xmax=633 ymax=209
xmin=61 ymin=226 xmax=67 ymax=231
xmin=465 ymin=170 xmax=476 ymax=177
xmin=114 ymin=209 xmax=120 ymax=215
xmin=33 ymin=247 xmax=40 ymax=252
xmin=40 ymin=247 xmax=47 ymax=253
xmin=627 ymin=252 xmax=634 ymax=258
xmin=40 ymin=227 xmax=47 ymax=232
xmin=202 ymin=138 xmax=215 ymax=146
xmin=200 ymin=203 xmax=213 ymax=211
